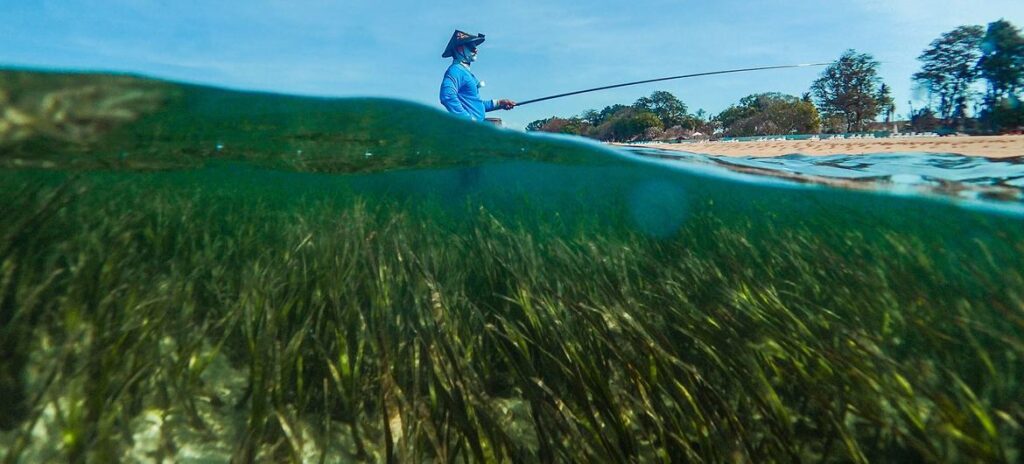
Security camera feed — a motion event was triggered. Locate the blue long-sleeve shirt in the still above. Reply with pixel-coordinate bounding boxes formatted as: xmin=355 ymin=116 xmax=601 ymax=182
xmin=439 ymin=62 xmax=497 ymax=121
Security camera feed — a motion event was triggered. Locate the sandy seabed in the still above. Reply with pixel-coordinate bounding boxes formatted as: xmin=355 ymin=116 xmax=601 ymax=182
xmin=622 ymin=135 xmax=1024 ymax=158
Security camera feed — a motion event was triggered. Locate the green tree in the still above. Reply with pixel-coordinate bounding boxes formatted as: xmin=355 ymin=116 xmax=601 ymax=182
xmin=982 ymin=97 xmax=1024 ymax=130
xmin=877 ymin=83 xmax=896 ymax=124
xmin=594 ymin=108 xmax=662 ymax=142
xmin=690 ymin=108 xmax=717 ymax=135
xmin=811 ymin=49 xmax=885 ymax=132
xmin=579 ymin=109 xmax=602 ymax=126
xmin=977 ymin=20 xmax=1024 ymax=131
xmin=526 ymin=117 xmax=592 ymax=136
xmin=715 ymin=102 xmax=757 ymax=134
xmin=597 ymin=104 xmax=629 ymax=125
xmin=622 ymin=111 xmax=663 ymax=140
xmin=525 ymin=117 xmax=552 ymax=132
xmin=715 ymin=93 xmax=820 ymax=136
xmin=910 ymin=108 xmax=941 ymax=132
xmin=913 ymin=25 xmax=984 ymax=123
xmin=632 ymin=91 xmax=688 ymax=127
xmin=978 ymin=19 xmax=1024 ymax=101
xmin=543 ymin=117 xmax=591 ymax=135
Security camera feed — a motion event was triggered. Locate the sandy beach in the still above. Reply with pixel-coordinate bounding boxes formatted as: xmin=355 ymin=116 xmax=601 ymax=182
xmin=622 ymin=135 xmax=1024 ymax=158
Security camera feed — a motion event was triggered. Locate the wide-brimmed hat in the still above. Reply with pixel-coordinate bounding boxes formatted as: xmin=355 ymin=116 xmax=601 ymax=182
xmin=442 ymin=30 xmax=485 ymax=58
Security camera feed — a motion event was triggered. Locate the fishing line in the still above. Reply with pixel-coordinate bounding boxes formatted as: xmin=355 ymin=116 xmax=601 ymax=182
xmin=515 ymin=63 xmax=831 ymax=106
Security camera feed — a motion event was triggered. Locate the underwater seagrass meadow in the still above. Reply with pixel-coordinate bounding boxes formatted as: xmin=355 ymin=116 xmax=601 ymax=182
xmin=1 ymin=70 xmax=1024 ymax=462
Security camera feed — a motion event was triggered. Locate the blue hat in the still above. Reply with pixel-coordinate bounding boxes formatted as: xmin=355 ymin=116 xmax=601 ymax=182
xmin=442 ymin=30 xmax=485 ymax=58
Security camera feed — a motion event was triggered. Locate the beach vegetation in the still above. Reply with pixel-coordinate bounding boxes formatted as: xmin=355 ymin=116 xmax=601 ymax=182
xmin=877 ymin=83 xmax=896 ymax=124
xmin=978 ymin=20 xmax=1024 ymax=105
xmin=715 ymin=92 xmax=820 ymax=137
xmin=909 ymin=107 xmax=942 ymax=132
xmin=592 ymin=107 xmax=663 ymax=141
xmin=632 ymin=91 xmax=690 ymax=129
xmin=523 ymin=20 xmax=1023 ymax=138
xmin=979 ymin=96 xmax=1024 ymax=131
xmin=526 ymin=116 xmax=592 ymax=135
xmin=810 ymin=50 xmax=887 ymax=133
xmin=595 ymin=104 xmax=630 ymax=125
xmin=524 ymin=117 xmax=551 ymax=132
xmin=977 ymin=20 xmax=1024 ymax=132
xmin=527 ymin=92 xmax=708 ymax=142
xmin=913 ymin=26 xmax=985 ymax=126
xmin=911 ymin=19 xmax=1024 ymax=133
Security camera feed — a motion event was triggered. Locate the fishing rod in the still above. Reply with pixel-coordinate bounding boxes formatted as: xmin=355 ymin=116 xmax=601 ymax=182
xmin=515 ymin=63 xmax=832 ymax=106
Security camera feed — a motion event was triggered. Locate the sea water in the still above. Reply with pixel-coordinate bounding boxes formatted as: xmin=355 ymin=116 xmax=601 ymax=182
xmin=1 ymin=70 xmax=1023 ymax=462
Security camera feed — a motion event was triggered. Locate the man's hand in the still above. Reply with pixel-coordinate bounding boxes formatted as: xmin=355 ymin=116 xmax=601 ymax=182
xmin=496 ymin=99 xmax=516 ymax=110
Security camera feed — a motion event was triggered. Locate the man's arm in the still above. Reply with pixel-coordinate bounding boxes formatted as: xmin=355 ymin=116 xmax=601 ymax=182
xmin=440 ymin=75 xmax=473 ymax=120
xmin=485 ymin=99 xmax=516 ymax=112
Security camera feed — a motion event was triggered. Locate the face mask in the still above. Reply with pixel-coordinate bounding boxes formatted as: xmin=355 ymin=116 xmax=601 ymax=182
xmin=456 ymin=45 xmax=477 ymax=64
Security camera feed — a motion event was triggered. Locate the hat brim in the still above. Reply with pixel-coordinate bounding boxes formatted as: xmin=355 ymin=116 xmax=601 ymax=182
xmin=442 ymin=36 xmax=485 ymax=58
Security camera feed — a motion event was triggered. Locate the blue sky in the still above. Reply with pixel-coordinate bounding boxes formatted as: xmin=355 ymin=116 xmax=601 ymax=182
xmin=3 ymin=0 xmax=1022 ymax=129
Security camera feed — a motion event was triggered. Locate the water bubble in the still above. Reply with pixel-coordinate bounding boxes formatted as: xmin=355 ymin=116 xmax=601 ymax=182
xmin=628 ymin=180 xmax=689 ymax=238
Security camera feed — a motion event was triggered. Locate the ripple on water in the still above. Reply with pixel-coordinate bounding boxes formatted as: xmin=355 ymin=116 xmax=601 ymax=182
xmin=622 ymin=147 xmax=1024 ymax=215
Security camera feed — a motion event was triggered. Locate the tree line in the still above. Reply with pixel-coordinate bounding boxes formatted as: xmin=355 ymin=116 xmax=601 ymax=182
xmin=526 ymin=19 xmax=1023 ymax=141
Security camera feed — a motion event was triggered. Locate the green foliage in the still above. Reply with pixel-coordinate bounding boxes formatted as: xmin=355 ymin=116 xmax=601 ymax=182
xmin=531 ymin=96 xmax=674 ymax=141
xmin=633 ymin=90 xmax=689 ymax=128
xmin=910 ymin=108 xmax=942 ymax=132
xmin=527 ymin=116 xmax=585 ymax=135
xmin=716 ymin=93 xmax=820 ymax=136
xmin=979 ymin=96 xmax=1024 ymax=130
xmin=580 ymin=109 xmax=602 ymax=126
xmin=530 ymin=92 xmax=700 ymax=141
xmin=913 ymin=25 xmax=985 ymax=122
xmin=978 ymin=20 xmax=1024 ymax=102
xmin=811 ymin=50 xmax=886 ymax=133
xmin=525 ymin=117 xmax=551 ymax=132
xmin=597 ymin=104 xmax=630 ymax=125
xmin=536 ymin=117 xmax=591 ymax=135
xmin=594 ymin=108 xmax=663 ymax=142
xmin=877 ymin=83 xmax=895 ymax=123
xmin=912 ymin=20 xmax=1024 ymax=132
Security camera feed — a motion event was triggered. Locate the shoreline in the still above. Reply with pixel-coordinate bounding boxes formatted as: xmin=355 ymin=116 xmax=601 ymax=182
xmin=614 ymin=135 xmax=1024 ymax=158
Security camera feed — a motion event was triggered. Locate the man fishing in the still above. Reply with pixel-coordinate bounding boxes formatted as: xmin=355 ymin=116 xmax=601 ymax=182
xmin=439 ymin=30 xmax=515 ymax=121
